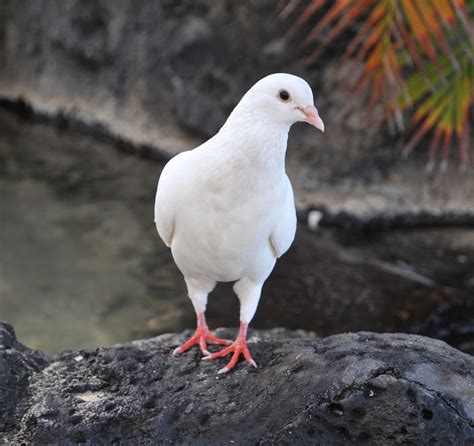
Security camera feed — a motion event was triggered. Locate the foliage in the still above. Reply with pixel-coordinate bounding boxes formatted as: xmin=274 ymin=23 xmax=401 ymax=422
xmin=280 ymin=0 xmax=474 ymax=168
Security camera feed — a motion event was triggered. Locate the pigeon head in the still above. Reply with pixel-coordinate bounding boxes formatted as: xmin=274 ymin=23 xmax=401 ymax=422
xmin=236 ymin=73 xmax=324 ymax=132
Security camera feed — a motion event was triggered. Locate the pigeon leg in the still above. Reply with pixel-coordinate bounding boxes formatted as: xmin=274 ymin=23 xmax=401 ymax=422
xmin=172 ymin=313 xmax=231 ymax=357
xmin=202 ymin=322 xmax=257 ymax=373
xmin=205 ymin=277 xmax=263 ymax=371
xmin=173 ymin=278 xmax=231 ymax=356
xmin=203 ymin=278 xmax=261 ymax=373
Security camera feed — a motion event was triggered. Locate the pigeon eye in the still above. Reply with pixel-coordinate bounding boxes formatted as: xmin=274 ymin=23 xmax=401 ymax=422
xmin=278 ymin=90 xmax=290 ymax=102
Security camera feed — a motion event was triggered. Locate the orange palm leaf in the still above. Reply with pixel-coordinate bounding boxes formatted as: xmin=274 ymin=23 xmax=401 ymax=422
xmin=280 ymin=0 xmax=473 ymax=167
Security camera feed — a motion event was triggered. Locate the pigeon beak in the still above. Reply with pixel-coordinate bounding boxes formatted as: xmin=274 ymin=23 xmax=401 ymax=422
xmin=299 ymin=105 xmax=324 ymax=132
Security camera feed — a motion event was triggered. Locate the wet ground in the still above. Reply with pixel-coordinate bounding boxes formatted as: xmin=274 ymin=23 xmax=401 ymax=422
xmin=0 ymin=107 xmax=473 ymax=354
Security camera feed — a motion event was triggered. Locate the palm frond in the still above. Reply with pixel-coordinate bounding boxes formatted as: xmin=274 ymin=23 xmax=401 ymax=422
xmin=282 ymin=0 xmax=474 ymax=167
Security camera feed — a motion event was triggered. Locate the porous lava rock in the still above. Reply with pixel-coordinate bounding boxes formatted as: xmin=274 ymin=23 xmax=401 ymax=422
xmin=1 ymin=323 xmax=472 ymax=445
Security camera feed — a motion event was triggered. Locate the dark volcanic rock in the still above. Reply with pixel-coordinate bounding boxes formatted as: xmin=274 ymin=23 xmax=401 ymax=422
xmin=1 ymin=323 xmax=473 ymax=445
xmin=0 ymin=323 xmax=47 ymax=432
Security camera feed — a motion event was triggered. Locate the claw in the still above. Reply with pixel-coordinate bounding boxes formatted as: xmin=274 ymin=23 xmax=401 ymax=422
xmin=172 ymin=346 xmax=182 ymax=357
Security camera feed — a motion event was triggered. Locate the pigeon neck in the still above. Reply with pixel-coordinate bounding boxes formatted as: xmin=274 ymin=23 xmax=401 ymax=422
xmin=220 ymin=107 xmax=290 ymax=171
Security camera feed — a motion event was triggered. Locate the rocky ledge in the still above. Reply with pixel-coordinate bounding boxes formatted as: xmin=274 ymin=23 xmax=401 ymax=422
xmin=0 ymin=322 xmax=473 ymax=445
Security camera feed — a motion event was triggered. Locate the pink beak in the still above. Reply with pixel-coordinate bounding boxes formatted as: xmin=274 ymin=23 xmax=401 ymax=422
xmin=299 ymin=105 xmax=324 ymax=132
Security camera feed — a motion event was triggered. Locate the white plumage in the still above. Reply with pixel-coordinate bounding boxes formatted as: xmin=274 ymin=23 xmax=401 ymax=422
xmin=155 ymin=73 xmax=324 ymax=373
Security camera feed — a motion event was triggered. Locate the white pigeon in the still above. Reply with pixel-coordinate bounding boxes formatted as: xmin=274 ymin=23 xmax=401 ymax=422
xmin=154 ymin=73 xmax=324 ymax=373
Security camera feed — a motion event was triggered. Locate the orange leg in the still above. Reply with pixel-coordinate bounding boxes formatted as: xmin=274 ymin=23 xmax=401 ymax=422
xmin=202 ymin=322 xmax=257 ymax=374
xmin=172 ymin=313 xmax=231 ymax=357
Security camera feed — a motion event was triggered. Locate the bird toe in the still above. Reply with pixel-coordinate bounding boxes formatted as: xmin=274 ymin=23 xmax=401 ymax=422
xmin=172 ymin=346 xmax=182 ymax=356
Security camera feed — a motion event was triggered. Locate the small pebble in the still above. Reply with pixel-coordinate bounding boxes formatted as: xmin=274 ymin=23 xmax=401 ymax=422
xmin=308 ymin=210 xmax=323 ymax=231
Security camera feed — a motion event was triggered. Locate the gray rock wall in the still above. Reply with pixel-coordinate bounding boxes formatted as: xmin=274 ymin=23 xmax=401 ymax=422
xmin=1 ymin=322 xmax=473 ymax=444
xmin=1 ymin=0 xmax=473 ymax=221
xmin=0 ymin=0 xmax=297 ymax=154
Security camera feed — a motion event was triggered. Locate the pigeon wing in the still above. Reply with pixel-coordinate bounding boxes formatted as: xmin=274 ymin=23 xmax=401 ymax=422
xmin=154 ymin=153 xmax=189 ymax=247
xmin=269 ymin=175 xmax=297 ymax=258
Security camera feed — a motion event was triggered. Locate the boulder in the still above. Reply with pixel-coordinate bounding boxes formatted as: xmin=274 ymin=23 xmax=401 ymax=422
xmin=1 ymin=322 xmax=472 ymax=445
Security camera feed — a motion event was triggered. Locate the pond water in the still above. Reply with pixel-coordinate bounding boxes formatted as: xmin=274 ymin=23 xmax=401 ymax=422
xmin=0 ymin=107 xmax=473 ymax=355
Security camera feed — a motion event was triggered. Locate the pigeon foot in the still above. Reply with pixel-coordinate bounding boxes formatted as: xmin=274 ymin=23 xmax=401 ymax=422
xmin=173 ymin=313 xmax=231 ymax=357
xmin=202 ymin=322 xmax=257 ymax=373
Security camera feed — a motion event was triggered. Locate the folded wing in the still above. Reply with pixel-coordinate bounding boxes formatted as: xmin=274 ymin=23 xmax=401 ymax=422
xmin=269 ymin=175 xmax=297 ymax=258
xmin=154 ymin=153 xmax=190 ymax=247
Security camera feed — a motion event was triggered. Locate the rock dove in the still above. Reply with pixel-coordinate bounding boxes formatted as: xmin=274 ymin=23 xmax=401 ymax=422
xmin=154 ymin=73 xmax=324 ymax=373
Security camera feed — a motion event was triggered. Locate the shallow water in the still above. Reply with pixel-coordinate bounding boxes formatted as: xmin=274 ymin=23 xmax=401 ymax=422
xmin=0 ymin=108 xmax=188 ymax=353
xmin=0 ymin=107 xmax=473 ymax=354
